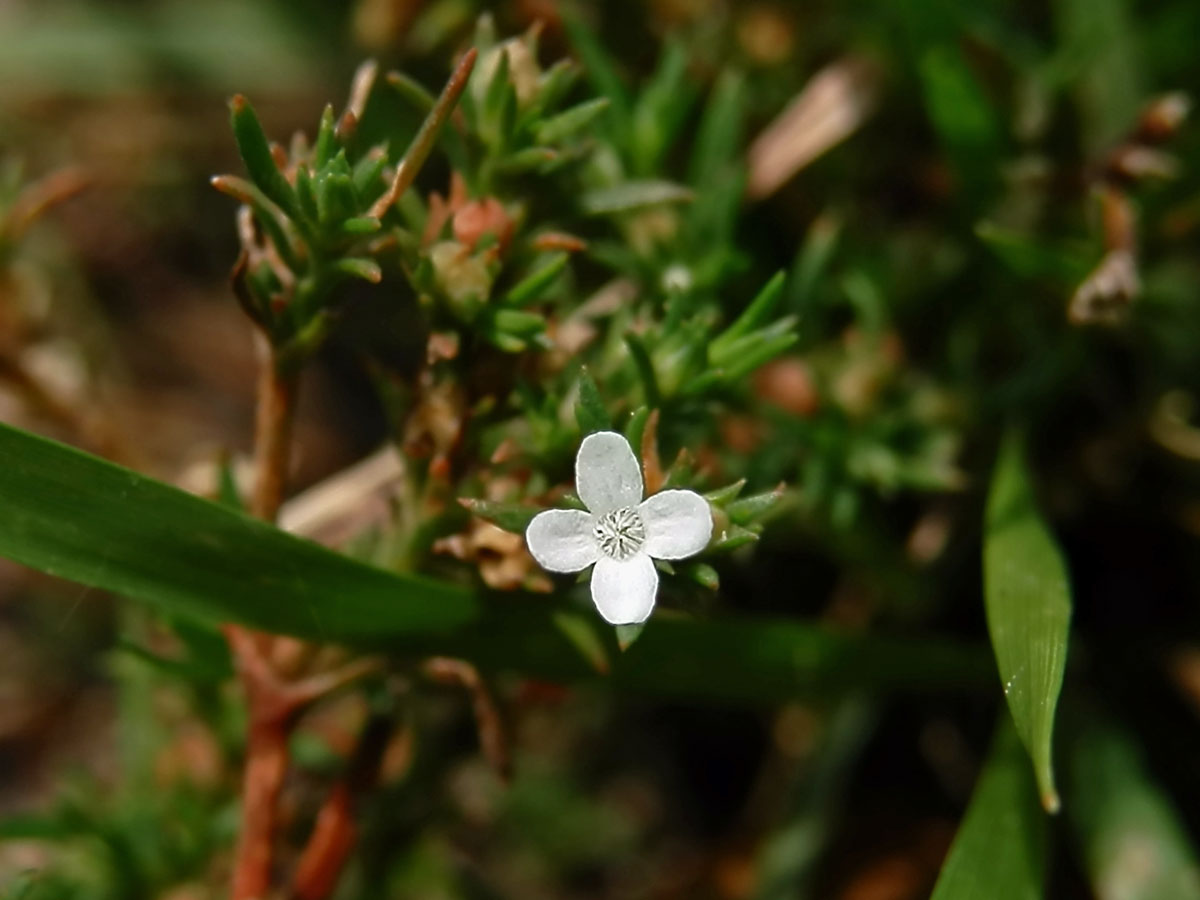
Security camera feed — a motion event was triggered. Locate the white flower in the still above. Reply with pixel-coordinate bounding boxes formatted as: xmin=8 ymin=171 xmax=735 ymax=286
xmin=525 ymin=431 xmax=713 ymax=625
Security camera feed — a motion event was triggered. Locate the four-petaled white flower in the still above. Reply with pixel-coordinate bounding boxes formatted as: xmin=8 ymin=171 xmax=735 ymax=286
xmin=525 ymin=431 xmax=713 ymax=625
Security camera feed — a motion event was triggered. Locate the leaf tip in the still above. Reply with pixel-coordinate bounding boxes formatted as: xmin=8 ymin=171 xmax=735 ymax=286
xmin=1041 ymin=787 xmax=1061 ymax=814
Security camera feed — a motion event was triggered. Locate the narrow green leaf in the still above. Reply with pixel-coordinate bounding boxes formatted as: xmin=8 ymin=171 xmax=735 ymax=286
xmin=458 ymin=497 xmax=538 ymax=533
xmin=229 ymin=94 xmax=302 ymax=220
xmin=210 ymin=174 xmax=303 ymax=271
xmin=502 ymin=252 xmax=569 ymax=306
xmin=689 ymin=68 xmax=746 ymax=187
xmin=315 ymin=171 xmax=358 ymax=226
xmin=0 ymin=421 xmax=476 ymax=640
xmin=623 ymin=332 xmax=661 ymax=407
xmin=623 ymin=405 xmax=650 ymax=456
xmin=575 ymin=367 xmax=611 ymax=433
xmin=713 ymin=271 xmax=787 ymax=353
xmin=630 ymin=37 xmax=695 ymax=172
xmin=328 ymin=257 xmax=382 ymax=284
xmin=562 ymin=8 xmax=630 ymax=128
xmin=0 ymin=423 xmax=995 ymax=702
xmin=984 ymin=430 xmax=1072 ymax=812
xmin=929 ymin=718 xmax=1047 ymax=900
xmin=494 ymin=146 xmax=560 ymax=175
xmin=534 ymin=97 xmax=610 ymax=145
xmin=709 ymin=522 xmax=759 ymax=552
xmin=1062 ymin=699 xmax=1200 ymax=900
xmin=313 ymin=103 xmax=337 ymax=167
xmin=1052 ymin=0 xmax=1142 ymax=152
xmin=703 ymin=479 xmax=746 ymax=507
xmin=340 ymin=216 xmax=382 ymax=237
xmin=351 ymin=151 xmax=388 ymax=202
xmin=490 ymin=308 xmax=546 ymax=338
xmin=787 ymin=212 xmax=842 ymax=314
xmin=615 ymin=622 xmax=645 ymax=652
xmin=975 ymin=221 xmax=1095 ymax=283
xmin=681 ymin=562 xmax=719 ymax=591
xmin=726 ymin=487 xmax=786 ymax=526
xmin=579 ymin=180 xmax=693 ymax=216
xmin=385 ymin=70 xmax=436 ymax=114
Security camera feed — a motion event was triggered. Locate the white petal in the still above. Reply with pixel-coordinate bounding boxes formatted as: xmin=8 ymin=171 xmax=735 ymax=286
xmin=576 ymin=430 xmax=643 ymax=515
xmin=525 ymin=509 xmax=599 ymax=573
xmin=590 ymin=554 xmax=658 ymax=624
xmin=639 ymin=489 xmax=713 ymax=560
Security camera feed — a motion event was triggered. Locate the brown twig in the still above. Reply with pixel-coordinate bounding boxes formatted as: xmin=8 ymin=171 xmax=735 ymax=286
xmin=423 ymin=657 xmax=511 ymax=782
xmin=369 ymin=48 xmax=477 ymax=219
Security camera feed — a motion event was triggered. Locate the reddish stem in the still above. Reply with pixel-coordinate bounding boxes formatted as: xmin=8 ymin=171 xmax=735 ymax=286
xmin=252 ymin=349 xmax=298 ymax=521
xmin=229 ymin=344 xmax=299 ymax=900
xmin=289 ymin=715 xmax=393 ymax=900
xmin=231 ymin=707 xmax=292 ymax=900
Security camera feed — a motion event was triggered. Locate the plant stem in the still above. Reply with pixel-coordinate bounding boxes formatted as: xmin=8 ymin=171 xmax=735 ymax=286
xmin=231 ymin=704 xmax=293 ymax=900
xmin=289 ymin=714 xmax=393 ymax=900
xmin=230 ymin=341 xmax=300 ymax=900
xmin=252 ymin=345 xmax=299 ymax=521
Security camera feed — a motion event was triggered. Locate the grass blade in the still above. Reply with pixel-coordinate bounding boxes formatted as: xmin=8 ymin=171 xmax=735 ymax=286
xmin=930 ymin=718 xmax=1047 ymax=900
xmin=1062 ymin=699 xmax=1200 ymax=900
xmin=984 ymin=429 xmax=1072 ymax=812
xmin=0 ymin=421 xmax=477 ymax=640
xmin=0 ymin=423 xmax=993 ymax=701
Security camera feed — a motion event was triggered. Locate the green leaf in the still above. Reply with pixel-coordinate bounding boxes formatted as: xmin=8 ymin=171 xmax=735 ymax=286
xmin=1062 ymin=699 xmax=1200 ymax=900
xmin=704 ymin=479 xmax=746 ymax=507
xmin=502 ymin=252 xmax=569 ymax=306
xmin=624 ymin=405 xmax=650 ymax=456
xmin=787 ymin=212 xmax=842 ymax=314
xmin=984 ymin=430 xmax=1072 ymax=812
xmin=689 ymin=68 xmax=746 ymax=187
xmin=623 ymin=333 xmax=661 ymax=407
xmin=1052 ymin=0 xmax=1142 ymax=152
xmin=533 ymin=97 xmax=610 ymax=144
xmin=681 ymin=562 xmax=719 ymax=591
xmin=615 ymin=622 xmax=644 ymax=652
xmin=0 ymin=421 xmax=476 ymax=641
xmin=575 ymin=367 xmax=611 ymax=433
xmin=210 ymin=174 xmax=303 ymax=271
xmin=975 ymin=221 xmax=1095 ymax=283
xmin=630 ymin=37 xmax=695 ymax=172
xmin=712 ymin=271 xmax=787 ymax=354
xmin=0 ymin=423 xmax=995 ymax=703
xmin=458 ymin=497 xmax=538 ymax=533
xmin=726 ymin=487 xmax=786 ymax=525
xmin=229 ymin=94 xmax=302 ymax=221
xmin=562 ymin=8 xmax=630 ymax=129
xmin=929 ymin=718 xmax=1047 ymax=900
xmin=579 ymin=180 xmax=693 ymax=216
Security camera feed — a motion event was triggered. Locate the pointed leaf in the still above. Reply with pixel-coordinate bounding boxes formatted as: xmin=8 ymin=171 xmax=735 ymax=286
xmin=984 ymin=430 xmax=1072 ymax=812
xmin=229 ymin=94 xmax=302 ymax=221
xmin=579 ymin=180 xmax=693 ymax=216
xmin=930 ymin=718 xmax=1047 ymax=900
xmin=575 ymin=367 xmax=611 ymax=434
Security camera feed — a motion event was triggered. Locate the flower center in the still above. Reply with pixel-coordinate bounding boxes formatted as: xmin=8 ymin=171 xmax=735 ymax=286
xmin=593 ymin=506 xmax=646 ymax=561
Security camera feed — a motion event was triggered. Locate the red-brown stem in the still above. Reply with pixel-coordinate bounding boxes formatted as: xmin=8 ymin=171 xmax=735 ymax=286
xmin=252 ymin=348 xmax=299 ymax=521
xmin=229 ymin=342 xmax=300 ymax=900
xmin=231 ymin=707 xmax=293 ymax=900
xmin=289 ymin=715 xmax=393 ymax=900
xmin=290 ymin=784 xmax=356 ymax=900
